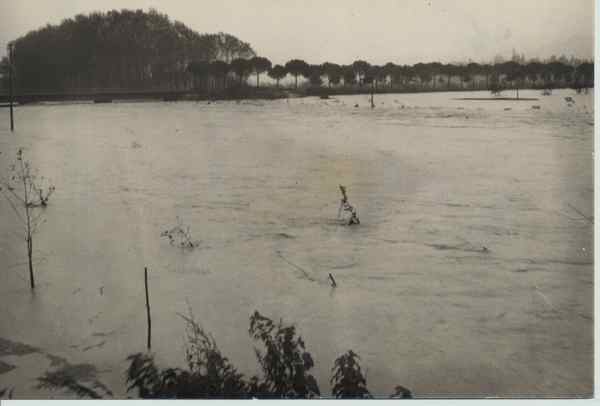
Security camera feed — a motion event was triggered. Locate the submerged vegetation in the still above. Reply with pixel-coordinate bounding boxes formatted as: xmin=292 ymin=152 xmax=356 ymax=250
xmin=0 ymin=149 xmax=55 ymax=290
xmin=161 ymin=217 xmax=199 ymax=249
xmin=338 ymin=185 xmax=360 ymax=225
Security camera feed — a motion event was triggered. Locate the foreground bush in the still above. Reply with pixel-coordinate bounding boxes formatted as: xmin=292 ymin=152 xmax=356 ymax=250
xmin=126 ymin=311 xmax=412 ymax=399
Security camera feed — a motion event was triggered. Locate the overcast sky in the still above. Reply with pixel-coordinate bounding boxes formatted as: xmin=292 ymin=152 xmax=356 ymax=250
xmin=0 ymin=0 xmax=594 ymax=64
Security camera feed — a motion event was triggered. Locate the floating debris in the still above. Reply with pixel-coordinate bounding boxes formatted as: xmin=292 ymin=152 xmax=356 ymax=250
xmin=426 ymin=242 xmax=489 ymax=254
xmin=161 ymin=217 xmax=200 ymax=249
xmin=328 ymin=273 xmax=337 ymax=288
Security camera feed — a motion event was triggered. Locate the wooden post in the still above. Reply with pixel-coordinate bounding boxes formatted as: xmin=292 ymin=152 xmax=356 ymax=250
xmin=144 ymin=267 xmax=152 ymax=350
xmin=8 ymin=43 xmax=14 ymax=132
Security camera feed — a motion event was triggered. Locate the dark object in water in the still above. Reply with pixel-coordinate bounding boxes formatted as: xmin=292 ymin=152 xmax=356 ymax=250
xmin=354 ymin=103 xmax=359 ymax=108
xmin=338 ymin=185 xmax=360 ymax=225
xmin=329 ymin=273 xmax=337 ymax=288
xmin=320 ymin=94 xmax=330 ymax=99
xmin=348 ymin=210 xmax=360 ymax=225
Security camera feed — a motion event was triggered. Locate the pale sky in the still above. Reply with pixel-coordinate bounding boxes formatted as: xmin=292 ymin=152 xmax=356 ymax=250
xmin=0 ymin=0 xmax=594 ymax=65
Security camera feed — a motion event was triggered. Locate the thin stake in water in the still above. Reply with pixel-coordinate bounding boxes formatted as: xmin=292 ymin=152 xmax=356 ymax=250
xmin=144 ymin=267 xmax=152 ymax=350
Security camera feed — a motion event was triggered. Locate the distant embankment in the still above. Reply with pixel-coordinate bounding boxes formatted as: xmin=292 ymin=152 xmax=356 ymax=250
xmin=303 ymin=86 xmax=546 ymax=98
xmin=0 ymin=87 xmax=290 ymax=104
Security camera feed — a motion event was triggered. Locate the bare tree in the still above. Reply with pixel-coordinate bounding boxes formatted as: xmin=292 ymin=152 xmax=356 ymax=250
xmin=0 ymin=148 xmax=55 ymax=290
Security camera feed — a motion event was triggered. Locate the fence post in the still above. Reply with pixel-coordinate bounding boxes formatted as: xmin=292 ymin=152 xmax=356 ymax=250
xmin=144 ymin=267 xmax=152 ymax=350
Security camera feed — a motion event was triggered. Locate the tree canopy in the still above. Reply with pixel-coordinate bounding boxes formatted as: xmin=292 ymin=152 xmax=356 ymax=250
xmin=284 ymin=59 xmax=310 ymax=89
xmin=267 ymin=64 xmax=287 ymax=88
xmin=250 ymin=57 xmax=272 ymax=88
xmin=10 ymin=9 xmax=255 ymax=92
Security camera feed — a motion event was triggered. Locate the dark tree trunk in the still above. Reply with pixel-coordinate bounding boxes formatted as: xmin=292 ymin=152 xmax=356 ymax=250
xmin=27 ymin=236 xmax=34 ymax=290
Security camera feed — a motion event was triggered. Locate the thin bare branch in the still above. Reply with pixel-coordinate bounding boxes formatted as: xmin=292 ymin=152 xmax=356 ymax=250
xmin=1 ymin=190 xmax=26 ymax=225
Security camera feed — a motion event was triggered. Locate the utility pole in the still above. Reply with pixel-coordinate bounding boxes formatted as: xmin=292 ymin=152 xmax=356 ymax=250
xmin=8 ymin=43 xmax=14 ymax=132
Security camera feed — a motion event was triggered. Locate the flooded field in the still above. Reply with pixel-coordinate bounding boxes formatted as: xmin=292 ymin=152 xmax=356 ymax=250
xmin=0 ymin=89 xmax=594 ymax=398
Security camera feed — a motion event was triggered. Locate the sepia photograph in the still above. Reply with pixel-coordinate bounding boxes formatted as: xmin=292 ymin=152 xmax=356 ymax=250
xmin=0 ymin=0 xmax=595 ymax=400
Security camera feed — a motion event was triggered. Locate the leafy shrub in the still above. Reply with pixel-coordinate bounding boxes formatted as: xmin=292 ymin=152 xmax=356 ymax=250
xmin=127 ymin=312 xmax=248 ymax=398
xmin=330 ymin=350 xmax=370 ymax=398
xmin=248 ymin=310 xmax=320 ymax=398
xmin=126 ymin=311 xmax=410 ymax=399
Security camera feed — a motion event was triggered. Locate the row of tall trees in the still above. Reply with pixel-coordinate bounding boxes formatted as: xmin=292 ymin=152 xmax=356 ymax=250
xmin=7 ymin=9 xmax=255 ymax=92
xmin=186 ymin=56 xmax=272 ymax=92
xmin=186 ymin=57 xmax=593 ymax=95
xmin=258 ymin=59 xmax=594 ymax=93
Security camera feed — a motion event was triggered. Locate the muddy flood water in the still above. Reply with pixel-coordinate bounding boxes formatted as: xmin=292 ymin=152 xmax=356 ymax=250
xmin=0 ymin=89 xmax=594 ymax=398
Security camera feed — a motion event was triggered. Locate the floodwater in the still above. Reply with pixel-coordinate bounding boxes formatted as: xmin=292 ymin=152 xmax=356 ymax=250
xmin=0 ymin=89 xmax=594 ymax=398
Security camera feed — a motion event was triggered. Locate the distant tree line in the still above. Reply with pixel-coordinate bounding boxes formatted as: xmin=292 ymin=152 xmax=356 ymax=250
xmin=263 ymin=58 xmax=593 ymax=95
xmin=0 ymin=9 xmax=594 ymax=95
xmin=189 ymin=57 xmax=594 ymax=96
